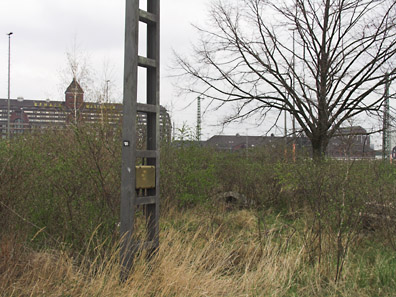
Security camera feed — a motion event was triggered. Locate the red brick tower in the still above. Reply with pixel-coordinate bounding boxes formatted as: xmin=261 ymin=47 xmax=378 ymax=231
xmin=65 ymin=78 xmax=84 ymax=109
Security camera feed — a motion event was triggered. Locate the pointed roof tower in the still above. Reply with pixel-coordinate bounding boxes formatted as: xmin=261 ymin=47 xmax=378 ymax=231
xmin=65 ymin=77 xmax=84 ymax=95
xmin=65 ymin=77 xmax=84 ymax=109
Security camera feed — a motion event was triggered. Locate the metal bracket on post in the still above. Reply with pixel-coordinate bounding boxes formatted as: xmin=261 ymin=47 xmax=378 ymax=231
xmin=120 ymin=0 xmax=160 ymax=278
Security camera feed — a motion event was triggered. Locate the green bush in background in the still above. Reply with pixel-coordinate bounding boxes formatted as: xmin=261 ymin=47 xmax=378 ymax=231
xmin=2 ymin=125 xmax=396 ymax=278
xmin=0 ymin=125 xmax=121 ymax=251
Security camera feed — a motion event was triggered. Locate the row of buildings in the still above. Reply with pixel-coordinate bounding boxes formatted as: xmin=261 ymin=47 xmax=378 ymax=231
xmin=196 ymin=126 xmax=376 ymax=159
xmin=0 ymin=79 xmax=172 ymax=141
xmin=1 ymin=79 xmax=377 ymax=158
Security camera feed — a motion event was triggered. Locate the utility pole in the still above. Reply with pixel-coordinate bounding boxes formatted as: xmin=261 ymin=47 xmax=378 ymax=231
xmin=383 ymin=73 xmax=391 ymax=160
xmin=7 ymin=32 xmax=13 ymax=139
xmin=121 ymin=0 xmax=161 ymax=279
xmin=196 ymin=96 xmax=202 ymax=141
xmin=292 ymin=29 xmax=296 ymax=162
xmin=292 ymin=29 xmax=296 ymax=138
xmin=284 ymin=103 xmax=287 ymax=140
xmin=246 ymin=129 xmax=249 ymax=159
xmin=172 ymin=121 xmax=176 ymax=141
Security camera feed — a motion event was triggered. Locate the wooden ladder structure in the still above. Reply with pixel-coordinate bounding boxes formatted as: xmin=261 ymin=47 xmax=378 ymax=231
xmin=120 ymin=0 xmax=160 ymax=275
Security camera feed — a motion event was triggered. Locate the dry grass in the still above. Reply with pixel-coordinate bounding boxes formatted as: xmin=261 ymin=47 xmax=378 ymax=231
xmin=0 ymin=208 xmax=392 ymax=297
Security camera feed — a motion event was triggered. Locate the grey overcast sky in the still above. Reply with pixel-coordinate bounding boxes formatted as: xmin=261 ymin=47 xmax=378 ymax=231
xmin=0 ymin=1 xmax=385 ymax=146
xmin=0 ymin=0 xmax=243 ymax=139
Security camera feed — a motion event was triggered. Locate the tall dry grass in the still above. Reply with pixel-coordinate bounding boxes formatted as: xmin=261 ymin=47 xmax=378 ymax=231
xmin=1 ymin=208 xmax=392 ymax=297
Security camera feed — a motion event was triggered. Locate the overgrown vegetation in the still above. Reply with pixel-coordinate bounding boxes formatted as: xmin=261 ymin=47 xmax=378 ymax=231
xmin=1 ymin=125 xmax=396 ymax=296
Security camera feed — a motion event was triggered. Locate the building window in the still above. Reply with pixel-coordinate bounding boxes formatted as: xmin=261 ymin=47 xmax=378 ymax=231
xmin=13 ymin=118 xmax=23 ymax=134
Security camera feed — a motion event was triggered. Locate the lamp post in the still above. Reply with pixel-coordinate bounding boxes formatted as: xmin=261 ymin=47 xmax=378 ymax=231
xmin=106 ymin=80 xmax=110 ymax=102
xmin=7 ymin=32 xmax=13 ymax=139
xmin=196 ymin=96 xmax=202 ymax=141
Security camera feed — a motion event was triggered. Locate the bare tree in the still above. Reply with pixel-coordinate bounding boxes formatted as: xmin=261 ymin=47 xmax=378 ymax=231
xmin=175 ymin=0 xmax=396 ymax=159
xmin=58 ymin=38 xmax=120 ymax=125
xmin=59 ymin=38 xmax=117 ymax=103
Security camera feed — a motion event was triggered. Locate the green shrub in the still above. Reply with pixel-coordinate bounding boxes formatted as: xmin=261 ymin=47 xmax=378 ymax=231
xmin=0 ymin=125 xmax=121 ymax=251
xmin=161 ymin=144 xmax=219 ymax=208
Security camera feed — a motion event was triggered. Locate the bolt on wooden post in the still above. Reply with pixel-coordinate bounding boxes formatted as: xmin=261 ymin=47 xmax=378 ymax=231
xmin=120 ymin=0 xmax=160 ymax=278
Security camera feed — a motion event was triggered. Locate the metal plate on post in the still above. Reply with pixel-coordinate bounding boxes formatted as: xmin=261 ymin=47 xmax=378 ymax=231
xmin=136 ymin=166 xmax=156 ymax=189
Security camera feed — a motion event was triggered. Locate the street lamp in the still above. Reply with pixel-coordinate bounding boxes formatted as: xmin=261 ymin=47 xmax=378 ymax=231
xmin=106 ymin=80 xmax=110 ymax=102
xmin=7 ymin=32 xmax=13 ymax=139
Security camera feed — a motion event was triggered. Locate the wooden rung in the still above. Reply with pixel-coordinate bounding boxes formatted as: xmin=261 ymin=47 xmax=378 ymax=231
xmin=139 ymin=9 xmax=157 ymax=24
xmin=138 ymin=56 xmax=157 ymax=68
xmin=136 ymin=196 xmax=157 ymax=205
xmin=131 ymin=240 xmax=157 ymax=253
xmin=137 ymin=103 xmax=157 ymax=114
xmin=136 ymin=150 xmax=157 ymax=158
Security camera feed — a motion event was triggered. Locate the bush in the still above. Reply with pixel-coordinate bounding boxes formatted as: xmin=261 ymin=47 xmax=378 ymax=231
xmin=161 ymin=144 xmax=219 ymax=208
xmin=3 ymin=129 xmax=396 ymax=294
xmin=0 ymin=125 xmax=121 ymax=251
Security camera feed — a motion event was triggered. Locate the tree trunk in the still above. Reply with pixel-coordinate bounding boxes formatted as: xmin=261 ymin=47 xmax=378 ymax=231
xmin=311 ymin=136 xmax=329 ymax=161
